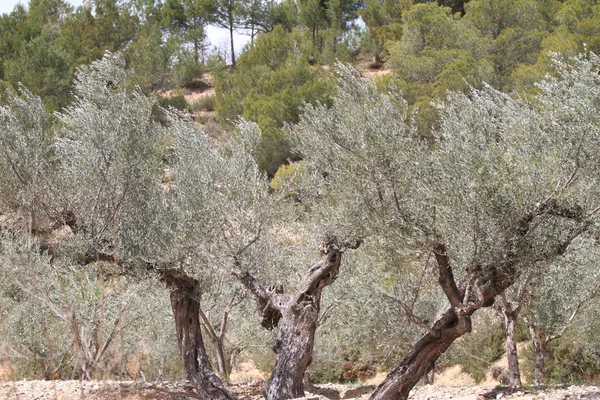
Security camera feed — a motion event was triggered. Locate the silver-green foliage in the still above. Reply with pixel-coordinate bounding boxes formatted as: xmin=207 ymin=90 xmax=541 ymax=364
xmin=295 ymin=54 xmax=600 ymax=334
xmin=0 ymin=85 xmax=58 ymax=230
xmin=516 ymin=53 xmax=600 ymax=342
xmin=0 ymin=237 xmax=172 ymax=379
xmin=55 ymin=52 xmax=167 ymax=261
xmin=525 ymin=234 xmax=600 ymax=338
xmin=0 ymin=52 xmax=182 ymax=379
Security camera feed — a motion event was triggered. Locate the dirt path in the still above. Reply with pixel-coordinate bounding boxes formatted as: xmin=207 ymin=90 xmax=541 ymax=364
xmin=1 ymin=380 xmax=599 ymax=400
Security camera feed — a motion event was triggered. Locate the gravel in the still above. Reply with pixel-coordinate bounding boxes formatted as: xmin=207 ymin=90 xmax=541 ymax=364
xmin=1 ymin=380 xmax=599 ymax=400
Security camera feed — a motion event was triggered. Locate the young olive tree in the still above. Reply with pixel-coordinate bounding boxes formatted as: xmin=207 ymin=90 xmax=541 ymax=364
xmin=0 ymin=240 xmax=74 ymax=380
xmin=295 ymin=55 xmax=600 ymax=399
xmin=497 ymin=278 xmax=530 ymax=388
xmin=520 ymin=235 xmax=600 ymax=385
xmin=0 ymin=238 xmax=165 ymax=380
xmin=512 ymin=53 xmax=600 ymax=386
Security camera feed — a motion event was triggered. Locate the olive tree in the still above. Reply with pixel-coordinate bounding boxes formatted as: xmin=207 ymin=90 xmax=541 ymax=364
xmin=295 ymin=55 xmax=600 ymax=399
xmin=52 ymin=52 xmax=241 ymax=398
xmin=0 ymin=237 xmax=167 ymax=380
xmin=169 ymin=117 xmax=362 ymax=399
xmin=0 ymin=52 xmax=175 ymax=380
xmin=494 ymin=240 xmax=597 ymax=388
xmin=155 ymin=117 xmax=267 ymax=400
xmin=520 ymin=235 xmax=600 ymax=385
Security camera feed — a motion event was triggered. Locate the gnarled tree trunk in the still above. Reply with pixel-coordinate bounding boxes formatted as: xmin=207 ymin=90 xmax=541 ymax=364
xmin=233 ymin=236 xmax=359 ymax=400
xmin=266 ymin=297 xmax=319 ymax=399
xmin=522 ymin=314 xmax=546 ymax=386
xmin=503 ymin=308 xmax=522 ymax=388
xmin=370 ymin=198 xmax=590 ymax=400
xmin=162 ymin=270 xmax=237 ymax=400
xmin=371 ymin=311 xmax=473 ymax=399
xmin=501 ymin=292 xmax=522 ymax=389
xmin=370 ymin=243 xmax=507 ymax=400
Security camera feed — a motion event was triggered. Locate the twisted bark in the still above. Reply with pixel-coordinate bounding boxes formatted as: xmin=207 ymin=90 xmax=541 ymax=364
xmin=233 ymin=236 xmax=358 ymax=400
xmin=371 ymin=198 xmax=591 ymax=400
xmin=371 ymin=243 xmax=498 ymax=400
xmin=162 ymin=270 xmax=237 ymax=400
xmin=502 ymin=300 xmax=522 ymax=388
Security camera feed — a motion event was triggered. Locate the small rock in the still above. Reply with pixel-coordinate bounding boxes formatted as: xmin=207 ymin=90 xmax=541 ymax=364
xmin=496 ymin=394 xmax=503 ymax=399
xmin=289 ymin=397 xmax=321 ymax=400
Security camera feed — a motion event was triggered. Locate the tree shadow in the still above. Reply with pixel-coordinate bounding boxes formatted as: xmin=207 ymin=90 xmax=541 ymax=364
xmin=480 ymin=385 xmax=600 ymax=399
xmin=305 ymin=383 xmax=378 ymax=400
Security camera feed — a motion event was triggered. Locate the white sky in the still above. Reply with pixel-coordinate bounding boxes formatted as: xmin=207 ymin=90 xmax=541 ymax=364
xmin=0 ymin=0 xmax=251 ymax=58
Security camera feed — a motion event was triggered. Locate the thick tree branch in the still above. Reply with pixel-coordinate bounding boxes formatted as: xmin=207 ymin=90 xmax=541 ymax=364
xmin=199 ymin=307 xmax=218 ymax=342
xmin=231 ymin=268 xmax=284 ymax=329
xmin=433 ymin=243 xmax=463 ymax=310
xmin=292 ymin=251 xmax=340 ymax=305
xmin=459 ymin=279 xmax=484 ymax=315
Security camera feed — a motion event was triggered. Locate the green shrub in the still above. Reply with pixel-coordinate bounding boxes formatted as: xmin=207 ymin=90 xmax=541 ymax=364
xmin=545 ymin=333 xmax=600 ymax=383
xmin=256 ymin=126 xmax=295 ymax=178
xmin=446 ymin=320 xmax=505 ymax=382
xmin=159 ymin=93 xmax=190 ymax=112
xmin=270 ymin=163 xmax=305 ymax=191
xmin=171 ymin=49 xmax=205 ymax=88
xmin=192 ymin=95 xmax=216 ymax=112
xmin=214 ymin=26 xmax=335 ymax=175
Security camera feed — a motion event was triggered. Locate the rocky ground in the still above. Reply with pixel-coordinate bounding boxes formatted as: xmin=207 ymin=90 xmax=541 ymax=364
xmin=1 ymin=380 xmax=599 ymax=400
